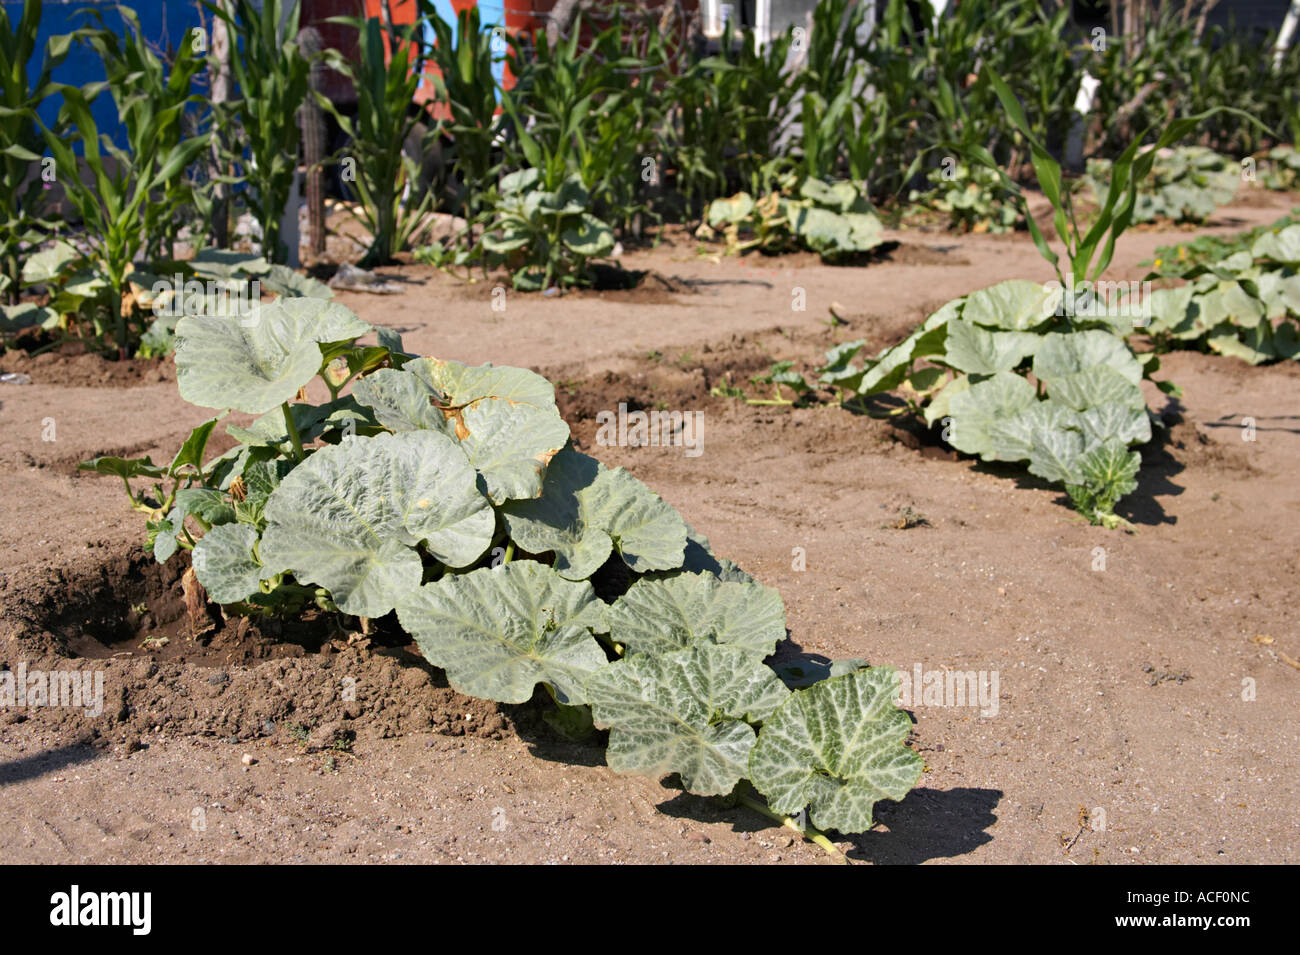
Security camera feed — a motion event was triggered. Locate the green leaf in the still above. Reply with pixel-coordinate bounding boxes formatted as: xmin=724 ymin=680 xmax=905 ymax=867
xmin=1077 ymin=403 xmax=1152 ymax=448
xmin=397 ymin=562 xmax=610 ymax=705
xmin=168 ymin=416 xmax=223 ymax=475
xmin=260 ymin=431 xmax=495 ymax=616
xmin=355 ymin=358 xmax=570 ymax=504
xmin=502 ymin=445 xmax=688 ymax=580
xmin=174 ymin=298 xmax=372 ymax=413
xmin=78 ymin=456 xmax=165 ymax=481
xmin=262 ymin=264 xmax=333 ymax=299
xmin=1027 ymin=429 xmax=1086 ymax=485
xmin=192 ymin=524 xmax=263 ymax=604
xmin=1078 ymin=439 xmax=1140 ymax=510
xmin=587 ymin=643 xmax=790 ymax=796
xmin=1251 ymin=224 xmax=1300 ymax=265
xmin=987 ymin=400 xmax=1079 ymax=463
xmin=1195 ymin=281 xmax=1266 ymax=330
xmin=1032 ymin=330 xmax=1143 ymax=387
xmin=606 ymin=574 xmax=786 ymax=659
xmin=851 ymin=298 xmax=960 ymax=396
xmin=1047 ymin=365 xmax=1146 ymax=412
xmin=961 ymin=280 xmax=1060 ymax=331
xmin=171 ymin=487 xmax=236 ymax=527
xmin=707 ymin=192 xmax=756 ymax=227
xmin=0 ymin=302 xmax=56 ymax=332
xmin=21 ymin=241 xmax=80 ymax=285
xmin=561 ymin=212 xmax=615 ymax=257
xmin=188 ymin=249 xmax=271 ymax=281
xmin=749 ymin=667 xmax=923 ymax=833
xmin=942 ymin=319 xmax=1039 ymax=375
xmin=946 ymin=372 xmax=1037 ymax=457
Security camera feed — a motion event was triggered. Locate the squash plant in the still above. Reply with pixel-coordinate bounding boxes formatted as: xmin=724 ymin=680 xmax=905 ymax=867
xmin=699 ymin=179 xmax=885 ymax=262
xmin=1141 ymin=222 xmax=1300 ymax=364
xmin=1081 ymin=147 xmax=1239 ymax=226
xmin=80 ymin=300 xmax=922 ymax=854
xmin=773 ymin=281 xmax=1168 ymax=529
xmin=480 ymin=169 xmax=615 ymax=291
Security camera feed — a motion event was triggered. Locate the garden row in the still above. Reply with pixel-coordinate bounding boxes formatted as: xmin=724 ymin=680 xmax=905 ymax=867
xmin=5 ymin=0 xmax=1300 ymax=349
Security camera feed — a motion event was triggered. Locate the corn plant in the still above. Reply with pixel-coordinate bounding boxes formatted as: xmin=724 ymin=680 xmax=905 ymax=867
xmin=319 ymin=15 xmax=437 ymax=266
xmin=959 ymin=67 xmax=1250 ymax=293
xmin=80 ymin=5 xmax=207 ymax=261
xmin=0 ymin=0 xmax=71 ymax=305
xmin=207 ymin=0 xmax=309 ymax=264
xmin=665 ymin=23 xmax=796 ymax=214
xmin=38 ymin=83 xmax=207 ymax=356
xmin=422 ymin=3 xmax=503 ymax=249
xmin=502 ymin=16 xmax=665 ymax=238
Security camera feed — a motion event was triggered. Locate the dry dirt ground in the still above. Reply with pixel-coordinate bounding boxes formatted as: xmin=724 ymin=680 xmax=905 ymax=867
xmin=1 ymin=190 xmax=1297 ymax=864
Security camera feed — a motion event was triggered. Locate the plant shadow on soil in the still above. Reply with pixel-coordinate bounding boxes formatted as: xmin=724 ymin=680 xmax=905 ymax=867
xmin=0 ymin=743 xmax=101 ymax=788
xmin=847 ymin=393 xmax=1190 ymax=526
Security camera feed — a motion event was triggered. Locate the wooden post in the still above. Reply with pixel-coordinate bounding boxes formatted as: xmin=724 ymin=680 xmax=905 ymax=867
xmin=299 ymin=25 xmax=327 ymax=259
xmin=209 ymin=0 xmax=232 ymax=249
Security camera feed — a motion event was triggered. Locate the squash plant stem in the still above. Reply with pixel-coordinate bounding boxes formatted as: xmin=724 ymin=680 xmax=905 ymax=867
xmin=736 ymin=791 xmax=848 ymax=863
xmin=282 ymin=401 xmax=306 ymax=461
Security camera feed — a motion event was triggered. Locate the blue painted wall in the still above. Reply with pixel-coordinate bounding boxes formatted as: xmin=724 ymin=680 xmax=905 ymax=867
xmin=6 ymin=0 xmax=207 ymax=146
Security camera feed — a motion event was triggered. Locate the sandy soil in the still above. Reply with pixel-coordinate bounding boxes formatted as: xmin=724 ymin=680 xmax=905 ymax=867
xmin=1 ymin=189 xmax=1297 ymax=864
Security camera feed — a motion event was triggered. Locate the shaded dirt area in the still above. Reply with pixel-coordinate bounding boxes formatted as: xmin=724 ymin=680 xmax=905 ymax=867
xmin=1 ymin=188 xmax=1297 ymax=864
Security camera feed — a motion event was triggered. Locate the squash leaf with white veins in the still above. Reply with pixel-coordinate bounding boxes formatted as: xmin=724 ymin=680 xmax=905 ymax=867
xmin=586 ymin=644 xmax=791 ymax=796
xmin=397 ymin=562 xmax=610 ymax=705
xmin=174 ymin=298 xmax=372 ymax=414
xmin=501 ymin=445 xmax=688 ymax=580
xmin=606 ymin=574 xmax=786 ymax=659
xmin=749 ymin=667 xmax=923 ymax=833
xmin=354 ymin=358 xmax=570 ymax=504
xmin=259 ymin=431 xmax=494 ymax=616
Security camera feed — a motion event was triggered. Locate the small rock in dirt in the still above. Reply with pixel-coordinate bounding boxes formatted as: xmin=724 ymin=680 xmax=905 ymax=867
xmin=208 ymin=671 xmax=229 ymax=686
xmin=683 ymin=830 xmax=710 ymax=844
xmin=241 ymin=753 xmax=257 ymax=766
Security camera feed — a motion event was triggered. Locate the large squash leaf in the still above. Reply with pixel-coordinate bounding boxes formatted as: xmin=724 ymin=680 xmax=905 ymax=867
xmin=396 ymin=562 xmax=610 ymax=705
xmin=586 ymin=644 xmax=790 ymax=796
xmin=355 ymin=358 xmax=570 ymax=504
xmin=749 ymin=667 xmax=923 ymax=833
xmin=945 ymin=371 xmax=1037 ymax=457
xmin=961 ymin=279 xmax=1060 ymax=330
xmin=501 ymin=445 xmax=688 ymax=580
xmin=174 ymin=298 xmax=372 ymax=413
xmin=259 ymin=431 xmax=494 ymax=616
xmin=942 ymin=319 xmax=1039 ymax=375
xmin=606 ymin=574 xmax=785 ymax=659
